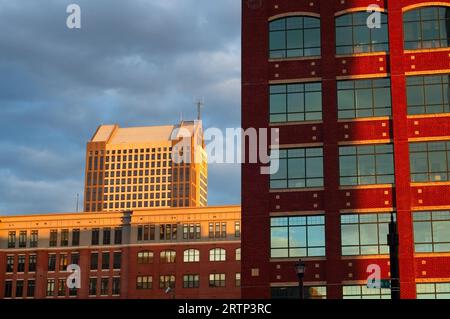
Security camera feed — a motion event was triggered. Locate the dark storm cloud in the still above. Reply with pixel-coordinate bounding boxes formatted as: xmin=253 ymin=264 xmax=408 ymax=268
xmin=0 ymin=0 xmax=241 ymax=214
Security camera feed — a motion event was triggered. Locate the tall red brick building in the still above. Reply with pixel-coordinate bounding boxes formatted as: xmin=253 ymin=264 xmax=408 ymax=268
xmin=242 ymin=0 xmax=450 ymax=299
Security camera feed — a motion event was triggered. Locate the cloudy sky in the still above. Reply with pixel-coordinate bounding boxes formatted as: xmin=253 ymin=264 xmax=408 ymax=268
xmin=0 ymin=0 xmax=241 ymax=215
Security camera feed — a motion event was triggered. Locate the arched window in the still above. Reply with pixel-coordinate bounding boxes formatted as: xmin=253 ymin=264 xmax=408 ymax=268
xmin=235 ymin=248 xmax=241 ymax=261
xmin=269 ymin=16 xmax=321 ymax=59
xmin=160 ymin=250 xmax=176 ymax=263
xmin=336 ymin=11 xmax=389 ymax=55
xmin=137 ymin=251 xmax=153 ymax=264
xmin=183 ymin=249 xmax=200 ymax=262
xmin=404 ymin=6 xmax=450 ymax=50
xmin=209 ymin=248 xmax=226 ymax=262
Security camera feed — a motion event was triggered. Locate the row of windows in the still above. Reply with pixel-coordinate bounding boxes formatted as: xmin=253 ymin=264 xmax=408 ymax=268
xmin=136 ymin=221 xmax=240 ymax=242
xmin=137 ymin=248 xmax=241 ymax=264
xmin=270 ymin=211 xmax=450 ymax=258
xmin=87 ymin=199 xmax=190 ymax=211
xmin=272 ymin=284 xmax=450 ymax=299
xmin=269 ymin=74 xmax=449 ymax=124
xmin=270 ymin=140 xmax=450 ymax=190
xmin=269 ymin=7 xmax=450 ymax=59
xmin=136 ymin=273 xmax=240 ymax=290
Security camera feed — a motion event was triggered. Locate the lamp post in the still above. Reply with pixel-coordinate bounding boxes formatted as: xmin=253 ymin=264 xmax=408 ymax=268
xmin=295 ymin=259 xmax=306 ymax=299
xmin=387 ymin=211 xmax=400 ymax=299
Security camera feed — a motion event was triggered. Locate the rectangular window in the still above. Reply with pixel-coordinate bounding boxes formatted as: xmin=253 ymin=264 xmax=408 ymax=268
xmin=209 ymin=223 xmax=214 ymax=238
xmin=236 ymin=273 xmax=241 ymax=287
xmin=235 ymin=222 xmax=241 ymax=237
xmin=343 ymin=285 xmax=391 ymax=299
xmin=49 ymin=230 xmax=58 ymax=247
xmin=71 ymin=252 xmax=80 ymax=265
xmin=91 ymin=228 xmax=100 ymax=245
xmin=27 ymin=280 xmax=35 ymax=298
xmin=17 ymin=255 xmax=25 ymax=272
xmin=271 ymin=286 xmax=327 ymax=299
xmin=112 ymin=277 xmax=121 ymax=295
xmin=407 ymin=74 xmax=450 ymax=115
xmin=136 ymin=276 xmax=153 ymax=289
xmin=90 ymin=253 xmax=98 ymax=270
xmin=100 ymin=278 xmax=109 ymax=295
xmin=103 ymin=228 xmax=111 ymax=245
xmin=30 ymin=230 xmax=38 ymax=248
xmin=339 ymin=144 xmax=395 ymax=186
xmin=114 ymin=227 xmax=122 ymax=245
xmin=159 ymin=275 xmax=175 ymax=289
xmin=113 ymin=252 xmax=122 ymax=269
xmin=270 ymin=215 xmax=326 ymax=258
xmin=58 ymin=279 xmax=66 ymax=297
xmin=16 ymin=280 xmax=24 ymax=298
xmin=209 ymin=273 xmax=226 ymax=288
xmin=341 ymin=213 xmax=393 ymax=255
xmin=72 ymin=229 xmax=80 ymax=246
xmin=270 ymin=148 xmax=324 ymax=189
xmin=183 ymin=274 xmax=200 ymax=288
xmin=102 ymin=252 xmax=110 ymax=270
xmin=6 ymin=255 xmax=14 ymax=273
xmin=48 ymin=254 xmax=56 ymax=272
xmin=413 ymin=211 xmax=450 ymax=253
xmin=4 ymin=281 xmax=13 ymax=298
xmin=417 ymin=283 xmax=450 ymax=299
xmin=59 ymin=254 xmax=68 ymax=271
xmin=61 ymin=229 xmax=69 ymax=247
xmin=8 ymin=231 xmax=16 ymax=248
xmin=19 ymin=231 xmax=27 ymax=248
xmin=89 ymin=278 xmax=97 ymax=296
xmin=195 ymin=224 xmax=201 ymax=239
xmin=410 ymin=141 xmax=450 ymax=182
xmin=221 ymin=222 xmax=227 ymax=238
xmin=28 ymin=254 xmax=37 ymax=272
xmin=270 ymin=82 xmax=322 ymax=123
xmin=337 ymin=78 xmax=391 ymax=119
xmin=46 ymin=279 xmax=55 ymax=297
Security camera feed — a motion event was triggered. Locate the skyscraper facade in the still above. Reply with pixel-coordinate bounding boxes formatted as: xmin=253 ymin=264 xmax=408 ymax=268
xmin=84 ymin=120 xmax=207 ymax=212
xmin=242 ymin=0 xmax=450 ymax=299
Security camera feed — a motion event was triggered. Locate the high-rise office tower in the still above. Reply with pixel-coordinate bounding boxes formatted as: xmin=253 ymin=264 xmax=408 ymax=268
xmin=242 ymin=0 xmax=450 ymax=299
xmin=84 ymin=120 xmax=207 ymax=212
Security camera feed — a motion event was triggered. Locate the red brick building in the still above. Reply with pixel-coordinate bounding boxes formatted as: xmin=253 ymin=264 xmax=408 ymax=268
xmin=242 ymin=0 xmax=450 ymax=299
xmin=0 ymin=206 xmax=241 ymax=299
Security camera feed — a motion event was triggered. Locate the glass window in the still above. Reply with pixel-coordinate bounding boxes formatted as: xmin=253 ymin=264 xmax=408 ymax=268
xmin=102 ymin=252 xmax=110 ymax=270
xmin=417 ymin=282 xmax=450 ymax=299
xmin=183 ymin=274 xmax=200 ymax=288
xmin=8 ymin=231 xmax=16 ymax=249
xmin=271 ymin=286 xmax=327 ymax=299
xmin=6 ymin=255 xmax=14 ymax=273
xmin=136 ymin=276 xmax=152 ymax=289
xmin=17 ymin=255 xmax=25 ymax=273
xmin=209 ymin=248 xmax=226 ymax=262
xmin=413 ymin=211 xmax=450 ymax=253
xmin=270 ymin=215 xmax=326 ymax=258
xmin=270 ymin=82 xmax=322 ymax=123
xmin=341 ymin=213 xmax=394 ymax=255
xmin=46 ymin=279 xmax=55 ymax=297
xmin=59 ymin=254 xmax=68 ymax=271
xmin=113 ymin=252 xmax=121 ymax=269
xmin=103 ymin=228 xmax=111 ymax=245
xmin=100 ymin=278 xmax=109 ymax=295
xmin=48 ymin=254 xmax=56 ymax=272
xmin=49 ymin=230 xmax=57 ymax=247
xmin=89 ymin=278 xmax=97 ymax=296
xmin=407 ymin=74 xmax=450 ymax=115
xmin=61 ymin=229 xmax=69 ymax=247
xmin=72 ymin=229 xmax=80 ymax=246
xmin=343 ymin=285 xmax=391 ymax=299
xmin=27 ymin=279 xmax=35 ymax=298
xmin=15 ymin=280 xmax=24 ymax=297
xmin=235 ymin=222 xmax=241 ymax=237
xmin=58 ymin=279 xmax=66 ymax=297
xmin=4 ymin=281 xmax=13 ymax=298
xmin=137 ymin=251 xmax=154 ymax=264
xmin=19 ymin=231 xmax=27 ymax=248
xmin=235 ymin=248 xmax=241 ymax=261
xmin=269 ymin=16 xmax=321 ymax=59
xmin=336 ymin=12 xmax=389 ymax=54
xmin=404 ymin=6 xmax=450 ymax=50
xmin=209 ymin=273 xmax=226 ymax=288
xmin=183 ymin=249 xmax=200 ymax=263
xmin=410 ymin=141 xmax=450 ymax=182
xmin=30 ymin=230 xmax=38 ymax=248
xmin=160 ymin=250 xmax=176 ymax=263
xmin=91 ymin=228 xmax=100 ymax=245
xmin=114 ymin=227 xmax=122 ymax=245
xmin=90 ymin=252 xmax=98 ymax=270
xmin=339 ymin=144 xmax=395 ymax=186
xmin=270 ymin=148 xmax=324 ymax=189
xmin=29 ymin=254 xmax=37 ymax=272
xmin=159 ymin=275 xmax=175 ymax=289
xmin=338 ymin=78 xmax=392 ymax=119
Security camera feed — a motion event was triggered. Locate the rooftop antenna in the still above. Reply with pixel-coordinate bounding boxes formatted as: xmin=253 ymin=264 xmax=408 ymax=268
xmin=76 ymin=193 xmax=79 ymax=213
xmin=196 ymin=99 xmax=204 ymax=121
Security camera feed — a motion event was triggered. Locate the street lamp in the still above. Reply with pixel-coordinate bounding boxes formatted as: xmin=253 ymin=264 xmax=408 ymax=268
xmin=295 ymin=259 xmax=306 ymax=299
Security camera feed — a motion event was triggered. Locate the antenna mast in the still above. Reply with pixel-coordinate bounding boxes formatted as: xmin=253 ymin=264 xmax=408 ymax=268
xmin=196 ymin=99 xmax=204 ymax=121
